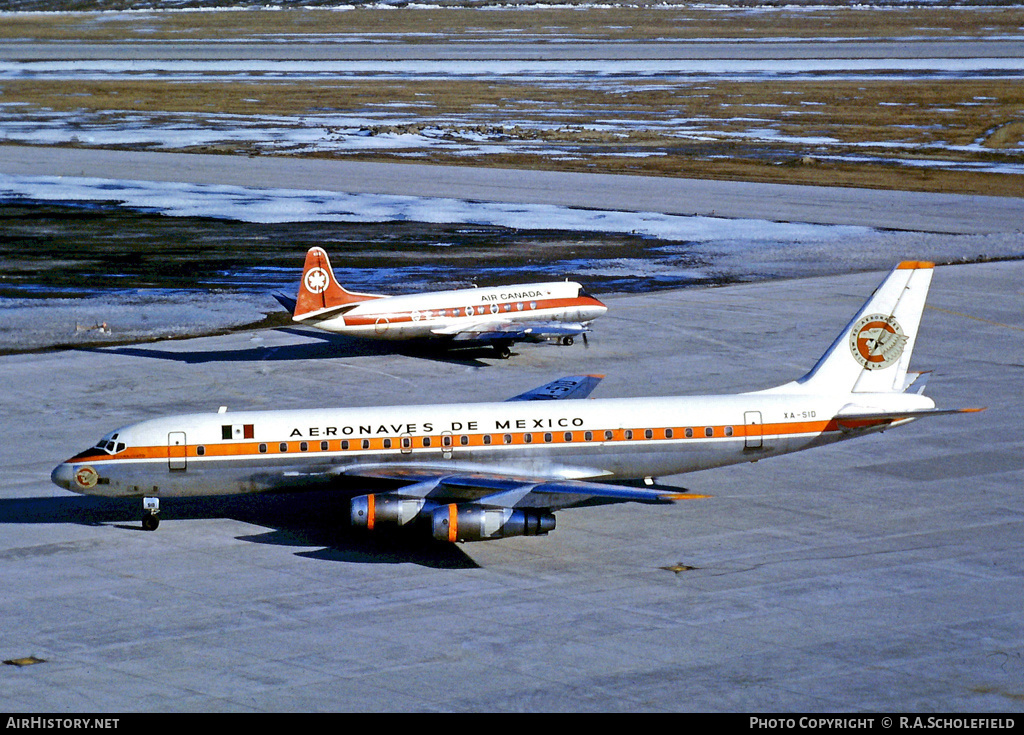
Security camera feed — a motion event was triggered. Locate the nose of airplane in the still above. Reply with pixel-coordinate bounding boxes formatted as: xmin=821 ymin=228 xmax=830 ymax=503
xmin=584 ymin=294 xmax=608 ymax=318
xmin=51 ymin=462 xmax=74 ymax=491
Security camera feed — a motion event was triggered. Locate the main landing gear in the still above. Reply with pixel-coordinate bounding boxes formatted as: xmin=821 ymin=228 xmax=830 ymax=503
xmin=493 ymin=342 xmax=512 ymax=359
xmin=142 ymin=497 xmax=160 ymax=531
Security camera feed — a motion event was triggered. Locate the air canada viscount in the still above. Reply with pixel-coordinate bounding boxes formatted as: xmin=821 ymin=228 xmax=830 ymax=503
xmin=273 ymin=246 xmax=607 ymax=358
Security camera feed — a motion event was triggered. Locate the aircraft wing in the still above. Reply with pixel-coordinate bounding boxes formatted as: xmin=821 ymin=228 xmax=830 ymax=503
xmin=337 ymin=465 xmax=700 ymax=512
xmin=504 ymin=374 xmax=604 ymax=401
xmin=431 ymin=320 xmax=592 ymax=343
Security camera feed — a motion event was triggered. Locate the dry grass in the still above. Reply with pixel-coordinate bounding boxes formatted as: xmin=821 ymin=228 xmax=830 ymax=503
xmin=4 ymin=4 xmax=1024 ymax=42
xmin=2 ymin=5 xmax=1022 ymax=197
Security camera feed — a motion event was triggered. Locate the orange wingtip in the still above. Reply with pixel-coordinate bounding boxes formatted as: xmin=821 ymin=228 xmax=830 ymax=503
xmin=959 ymin=407 xmax=987 ymax=413
xmin=897 ymin=260 xmax=935 ymax=270
xmin=665 ymin=493 xmax=711 ymax=501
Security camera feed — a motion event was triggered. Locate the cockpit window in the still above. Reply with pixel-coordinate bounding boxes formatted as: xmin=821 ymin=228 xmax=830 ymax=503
xmin=92 ymin=434 xmax=126 ymax=455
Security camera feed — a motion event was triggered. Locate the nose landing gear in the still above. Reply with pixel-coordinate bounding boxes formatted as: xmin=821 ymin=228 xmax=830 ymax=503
xmin=142 ymin=497 xmax=160 ymax=531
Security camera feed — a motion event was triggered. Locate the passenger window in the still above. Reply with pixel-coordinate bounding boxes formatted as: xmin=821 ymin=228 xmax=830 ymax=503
xmin=685 ymin=428 xmax=693 ymax=438
xmin=361 ymin=439 xmax=370 ymax=449
xmin=259 ymin=443 xmax=267 ymax=453
xmin=279 ymin=442 xmax=288 ymax=452
xmin=584 ymin=431 xmax=593 ymax=441
xmin=705 ymin=427 xmax=714 ymax=437
xmin=524 ymin=434 xmax=533 ymax=444
xmin=544 ymin=433 xmax=552 ymax=443
xmin=423 ymin=437 xmax=432 ymax=447
xmin=503 ymin=434 xmax=512 ymax=444
xmin=383 ymin=438 xmax=392 ymax=449
xmin=563 ymin=432 xmax=572 ymax=442
xmin=196 ymin=446 xmax=205 ymax=456
xmin=341 ymin=440 xmax=350 ymax=450
xmin=604 ymin=430 xmax=613 ymax=441
xmin=624 ymin=430 xmax=633 ymax=440
xmin=460 ymin=435 xmax=469 ymax=446
xmin=645 ymin=429 xmax=653 ymax=439
xmin=483 ymin=435 xmax=492 ymax=445
xmin=725 ymin=426 xmax=734 ymax=437
xmin=321 ymin=441 xmax=329 ymax=451
xmin=665 ymin=428 xmax=674 ymax=439
xmin=300 ymin=442 xmax=309 ymax=452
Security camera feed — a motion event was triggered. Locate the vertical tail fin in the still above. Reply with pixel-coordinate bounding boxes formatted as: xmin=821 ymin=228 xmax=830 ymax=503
xmin=776 ymin=261 xmax=935 ymax=394
xmin=293 ymin=247 xmax=380 ymax=321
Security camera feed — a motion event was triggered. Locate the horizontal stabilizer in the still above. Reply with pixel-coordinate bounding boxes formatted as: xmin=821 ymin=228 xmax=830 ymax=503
xmin=834 ymin=405 xmax=985 ymax=430
xmin=272 ymin=291 xmax=297 ymax=313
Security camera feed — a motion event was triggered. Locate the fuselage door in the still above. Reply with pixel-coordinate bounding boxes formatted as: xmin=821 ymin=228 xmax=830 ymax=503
xmin=168 ymin=431 xmax=187 ymax=471
xmin=441 ymin=431 xmax=453 ymax=459
xmin=743 ymin=412 xmax=763 ymax=450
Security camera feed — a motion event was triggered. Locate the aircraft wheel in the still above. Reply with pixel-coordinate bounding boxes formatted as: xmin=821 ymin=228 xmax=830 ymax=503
xmin=142 ymin=513 xmax=160 ymax=531
xmin=495 ymin=345 xmax=512 ymax=359
xmin=562 ymin=336 xmax=574 ymax=346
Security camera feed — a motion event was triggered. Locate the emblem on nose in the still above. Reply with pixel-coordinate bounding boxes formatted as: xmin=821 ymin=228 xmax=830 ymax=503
xmin=74 ymin=466 xmax=99 ymax=489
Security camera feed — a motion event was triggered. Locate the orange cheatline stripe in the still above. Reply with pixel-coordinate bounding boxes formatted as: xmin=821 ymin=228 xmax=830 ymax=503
xmin=342 ymin=296 xmax=592 ymax=326
xmin=69 ymin=418 xmax=872 ymax=465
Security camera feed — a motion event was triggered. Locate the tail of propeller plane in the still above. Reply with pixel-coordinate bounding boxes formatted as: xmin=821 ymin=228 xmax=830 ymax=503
xmin=293 ymin=246 xmax=381 ymax=321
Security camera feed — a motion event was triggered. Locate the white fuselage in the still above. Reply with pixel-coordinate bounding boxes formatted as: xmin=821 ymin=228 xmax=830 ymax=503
xmin=303 ymin=281 xmax=606 ymax=340
xmin=52 ymin=390 xmax=934 ymax=499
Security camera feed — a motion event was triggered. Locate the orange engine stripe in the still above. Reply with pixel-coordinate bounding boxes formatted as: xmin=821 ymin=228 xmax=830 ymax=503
xmin=367 ymin=493 xmax=375 ymax=531
xmin=448 ymin=504 xmax=458 ymax=543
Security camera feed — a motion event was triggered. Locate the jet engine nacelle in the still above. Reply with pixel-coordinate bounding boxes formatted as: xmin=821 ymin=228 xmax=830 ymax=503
xmin=431 ymin=504 xmax=556 ymax=542
xmin=350 ymin=494 xmax=428 ymax=529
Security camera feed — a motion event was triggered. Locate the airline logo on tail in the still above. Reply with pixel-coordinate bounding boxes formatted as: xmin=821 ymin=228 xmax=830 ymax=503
xmin=304 ymin=267 xmax=331 ymax=295
xmin=850 ymin=314 xmax=908 ymax=370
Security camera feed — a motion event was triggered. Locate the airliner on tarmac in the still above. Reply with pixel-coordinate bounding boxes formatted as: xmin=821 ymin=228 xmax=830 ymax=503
xmin=53 ymin=262 xmax=978 ymax=540
xmin=274 ymin=246 xmax=608 ymax=357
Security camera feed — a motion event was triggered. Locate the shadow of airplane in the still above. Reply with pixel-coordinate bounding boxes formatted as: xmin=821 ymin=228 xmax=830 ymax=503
xmin=0 ymin=490 xmax=479 ymax=569
xmin=88 ymin=328 xmax=508 ymax=368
